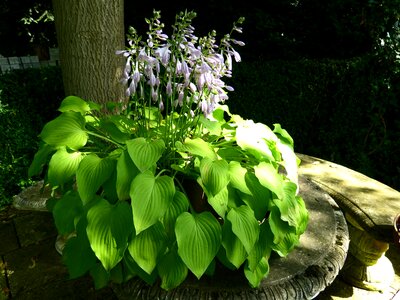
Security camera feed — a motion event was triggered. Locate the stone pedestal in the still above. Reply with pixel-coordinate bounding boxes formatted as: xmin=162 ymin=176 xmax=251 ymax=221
xmin=340 ymin=214 xmax=395 ymax=291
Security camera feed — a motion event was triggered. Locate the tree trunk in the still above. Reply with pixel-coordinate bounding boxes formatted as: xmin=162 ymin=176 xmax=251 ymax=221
xmin=52 ymin=0 xmax=126 ymax=107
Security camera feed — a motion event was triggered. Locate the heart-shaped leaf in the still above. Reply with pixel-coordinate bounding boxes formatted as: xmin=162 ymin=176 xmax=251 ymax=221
xmin=58 ymin=96 xmax=91 ymax=114
xmin=128 ymin=222 xmax=167 ymax=274
xmin=86 ymin=199 xmax=133 ymax=271
xmin=158 ymin=245 xmax=188 ymax=291
xmin=175 ymin=212 xmax=222 ymax=279
xmin=227 ymin=206 xmax=259 ymax=254
xmin=176 ymin=138 xmax=217 ymax=159
xmin=273 ymin=182 xmax=308 ymax=233
xmin=28 ymin=143 xmax=55 ymax=177
xmin=48 ymin=147 xmax=83 ymax=187
xmin=221 ymin=219 xmax=248 ymax=268
xmin=199 ymin=157 xmax=229 ymax=197
xmin=254 ymin=162 xmax=284 ymax=199
xmin=244 ymin=257 xmax=269 ymax=288
xmin=244 ymin=172 xmax=273 ymax=220
xmin=207 ymin=187 xmax=229 ymax=218
xmin=130 ymin=171 xmax=175 ymax=234
xmin=116 ymin=150 xmax=139 ymax=201
xmin=76 ymin=154 xmax=116 ymax=204
xmin=40 ymin=111 xmax=88 ymax=150
xmin=228 ymin=161 xmax=252 ymax=195
xmin=52 ymin=191 xmax=83 ymax=234
xmin=63 ymin=218 xmax=97 ymax=279
xmin=127 ymin=138 xmax=165 ymax=172
xmin=162 ymin=191 xmax=189 ymax=239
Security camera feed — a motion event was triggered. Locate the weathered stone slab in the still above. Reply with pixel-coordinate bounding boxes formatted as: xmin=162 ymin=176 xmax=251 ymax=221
xmin=0 ymin=221 xmax=19 ymax=255
xmin=297 ymin=153 xmax=400 ymax=243
xmin=13 ymin=212 xmax=57 ymax=248
xmin=4 ymin=238 xmax=68 ymax=298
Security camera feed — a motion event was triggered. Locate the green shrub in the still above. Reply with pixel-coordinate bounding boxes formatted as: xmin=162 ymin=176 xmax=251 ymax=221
xmin=0 ymin=66 xmax=64 ymax=207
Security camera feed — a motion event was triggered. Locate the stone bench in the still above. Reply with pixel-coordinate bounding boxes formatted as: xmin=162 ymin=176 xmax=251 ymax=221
xmin=297 ymin=153 xmax=400 ymax=292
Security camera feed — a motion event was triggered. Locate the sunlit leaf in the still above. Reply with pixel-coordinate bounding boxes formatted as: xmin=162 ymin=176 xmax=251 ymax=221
xmin=273 ymin=182 xmax=308 ymax=231
xmin=100 ymin=119 xmax=131 ymax=143
xmin=76 ymin=154 xmax=116 ymax=204
xmin=244 ymin=257 xmax=269 ymax=288
xmin=254 ymin=162 xmax=284 ymax=199
xmin=116 ymin=150 xmax=139 ymax=201
xmin=52 ymin=191 xmax=83 ymax=234
xmin=158 ymin=245 xmax=188 ymax=291
xmin=130 ymin=171 xmax=175 ymax=234
xmin=221 ymin=219 xmax=248 ymax=268
xmin=236 ymin=120 xmax=277 ymax=161
xmin=227 ymin=206 xmax=259 ymax=254
xmin=128 ymin=222 xmax=167 ymax=274
xmin=40 ymin=111 xmax=88 ymax=150
xmin=48 ymin=147 xmax=83 ymax=187
xmin=58 ymin=96 xmax=91 ymax=114
xmin=126 ymin=137 xmax=165 ymax=172
xmin=176 ymin=137 xmax=217 ymax=159
xmin=228 ymin=161 xmax=251 ymax=195
xmin=86 ymin=199 xmax=133 ymax=271
xmin=244 ymin=172 xmax=272 ymax=220
xmin=199 ymin=157 xmax=229 ymax=197
xmin=246 ymin=222 xmax=273 ymax=271
xmin=162 ymin=191 xmax=189 ymax=239
xmin=273 ymin=123 xmax=294 ymax=147
xmin=28 ymin=142 xmax=55 ymax=177
xmin=63 ymin=218 xmax=97 ymax=279
xmin=207 ymin=187 xmax=229 ymax=218
xmin=175 ymin=212 xmax=222 ymax=279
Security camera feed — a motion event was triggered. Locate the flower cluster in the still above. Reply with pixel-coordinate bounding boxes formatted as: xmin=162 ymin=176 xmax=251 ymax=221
xmin=116 ymin=10 xmax=245 ymax=119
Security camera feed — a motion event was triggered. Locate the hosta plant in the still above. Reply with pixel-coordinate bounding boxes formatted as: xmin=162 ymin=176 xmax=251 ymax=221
xmin=29 ymin=10 xmax=309 ymax=291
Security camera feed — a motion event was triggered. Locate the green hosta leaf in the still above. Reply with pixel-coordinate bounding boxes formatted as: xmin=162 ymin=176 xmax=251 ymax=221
xmin=90 ymin=263 xmax=110 ymax=290
xmin=52 ymin=191 xmax=83 ymax=234
xmin=100 ymin=119 xmax=131 ymax=144
xmin=158 ymin=245 xmax=188 ymax=291
xmin=28 ymin=142 xmax=55 ymax=177
xmin=58 ymin=96 xmax=91 ymax=114
xmin=273 ymin=182 xmax=309 ymax=233
xmin=276 ymin=141 xmax=299 ymax=185
xmin=272 ymin=230 xmax=301 ymax=257
xmin=162 ymin=191 xmax=189 ymax=239
xmin=48 ymin=147 xmax=84 ymax=187
xmin=199 ymin=157 xmax=229 ymax=197
xmin=63 ymin=218 xmax=97 ymax=278
xmin=76 ymin=154 xmax=116 ymax=205
xmin=236 ymin=120 xmax=277 ymax=161
xmin=130 ymin=171 xmax=175 ymax=234
xmin=244 ymin=257 xmax=269 ymax=288
xmin=116 ymin=150 xmax=139 ymax=201
xmin=246 ymin=222 xmax=273 ymax=271
xmin=273 ymin=124 xmax=294 ymax=147
xmin=123 ymin=252 xmax=158 ymax=285
xmin=175 ymin=212 xmax=222 ymax=279
xmin=221 ymin=219 xmax=248 ymax=268
xmin=268 ymin=205 xmax=291 ymax=245
xmin=101 ymin=169 xmax=119 ymax=204
xmin=227 ymin=206 xmax=260 ymax=254
xmin=244 ymin=172 xmax=273 ymax=220
xmin=40 ymin=111 xmax=88 ymax=150
xmin=254 ymin=162 xmax=284 ymax=199
xmin=128 ymin=222 xmax=167 ymax=274
xmin=207 ymin=187 xmax=229 ymax=218
xmin=86 ymin=199 xmax=133 ymax=271
xmin=126 ymin=138 xmax=165 ymax=172
xmin=176 ymin=137 xmax=217 ymax=159
xmin=228 ymin=161 xmax=251 ymax=195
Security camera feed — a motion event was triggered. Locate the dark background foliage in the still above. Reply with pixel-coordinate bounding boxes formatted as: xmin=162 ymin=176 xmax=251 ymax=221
xmin=0 ymin=0 xmax=399 ymax=206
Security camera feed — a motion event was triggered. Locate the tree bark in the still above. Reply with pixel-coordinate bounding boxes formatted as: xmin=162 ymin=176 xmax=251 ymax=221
xmin=52 ymin=0 xmax=126 ymax=107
